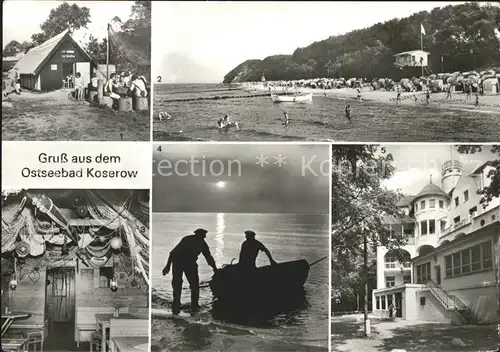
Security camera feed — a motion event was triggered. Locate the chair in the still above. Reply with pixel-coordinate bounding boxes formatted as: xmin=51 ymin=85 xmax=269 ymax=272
xmin=89 ymin=331 xmax=102 ymax=352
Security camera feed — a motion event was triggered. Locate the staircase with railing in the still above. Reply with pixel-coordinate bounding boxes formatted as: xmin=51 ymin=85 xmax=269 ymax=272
xmin=425 ymin=280 xmax=477 ymax=324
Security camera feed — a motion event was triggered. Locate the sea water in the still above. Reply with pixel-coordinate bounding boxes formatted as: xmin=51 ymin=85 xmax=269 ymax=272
xmin=151 ymin=212 xmax=329 ymax=350
xmin=153 ymin=83 xmax=500 ymax=142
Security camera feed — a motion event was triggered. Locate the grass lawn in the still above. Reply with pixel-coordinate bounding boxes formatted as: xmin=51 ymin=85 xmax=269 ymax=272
xmin=331 ymin=315 xmax=497 ymax=352
xmin=2 ymin=89 xmax=150 ymax=141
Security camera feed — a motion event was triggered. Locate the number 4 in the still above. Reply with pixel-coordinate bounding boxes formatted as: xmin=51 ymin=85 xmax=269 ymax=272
xmin=157 ymin=146 xmax=162 ymax=152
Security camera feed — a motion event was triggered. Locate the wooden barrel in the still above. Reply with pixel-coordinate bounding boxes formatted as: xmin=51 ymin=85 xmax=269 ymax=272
xmin=118 ymin=97 xmax=133 ymax=112
xmin=133 ymin=96 xmax=149 ymax=111
xmin=88 ymin=91 xmax=98 ymax=103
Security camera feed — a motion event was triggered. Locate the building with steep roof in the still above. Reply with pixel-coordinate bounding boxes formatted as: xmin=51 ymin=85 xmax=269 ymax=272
xmin=14 ymin=29 xmax=96 ymax=91
xmin=373 ymin=158 xmax=499 ymax=324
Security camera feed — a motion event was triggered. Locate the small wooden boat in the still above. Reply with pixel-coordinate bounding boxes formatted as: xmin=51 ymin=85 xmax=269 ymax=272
xmin=271 ymin=92 xmax=313 ymax=103
xmin=209 ymin=259 xmax=309 ymax=301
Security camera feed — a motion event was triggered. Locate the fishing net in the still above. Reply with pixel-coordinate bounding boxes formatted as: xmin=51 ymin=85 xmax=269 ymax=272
xmin=108 ymin=25 xmax=150 ymax=80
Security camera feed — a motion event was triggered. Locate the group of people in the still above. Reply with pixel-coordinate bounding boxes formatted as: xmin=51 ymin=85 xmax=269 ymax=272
xmin=162 ymin=228 xmax=276 ymax=315
xmin=67 ymin=69 xmax=148 ymax=107
xmin=217 ymin=115 xmax=232 ymax=128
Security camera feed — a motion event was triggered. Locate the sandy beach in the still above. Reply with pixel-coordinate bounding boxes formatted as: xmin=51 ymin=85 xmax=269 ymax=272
xmin=2 ymin=88 xmax=150 ymax=140
xmin=250 ymin=85 xmax=500 ymax=114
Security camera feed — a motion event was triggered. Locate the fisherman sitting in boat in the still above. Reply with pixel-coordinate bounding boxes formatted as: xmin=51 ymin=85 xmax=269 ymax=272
xmin=238 ymin=230 xmax=277 ymax=269
xmin=162 ymin=228 xmax=218 ymax=315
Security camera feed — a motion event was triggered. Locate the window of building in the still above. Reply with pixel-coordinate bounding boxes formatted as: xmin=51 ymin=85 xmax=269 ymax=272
xmin=420 ymin=200 xmax=425 ymax=210
xmin=376 ymin=296 xmax=380 ymax=310
xmin=464 ymin=190 xmax=469 ymax=202
xmin=453 ymin=252 xmax=461 ymax=275
xmin=440 ymin=220 xmax=447 ymax=232
xmin=445 ymin=255 xmax=452 ymax=277
xmin=416 ymin=262 xmax=431 ymax=283
xmin=439 ymin=200 xmax=444 ymax=209
xmin=429 ymin=199 xmax=436 ymax=208
xmin=462 ymin=249 xmax=471 ymax=274
xmin=454 ymin=216 xmax=460 ymax=224
xmin=429 ymin=219 xmax=435 ymax=234
xmin=444 ymin=241 xmax=493 ymax=278
xmin=482 ymin=242 xmax=493 ymax=269
xmin=387 ymin=295 xmax=393 ymax=308
xmin=99 ymin=267 xmax=113 ymax=288
xmin=469 ymin=206 xmax=477 ymax=216
xmin=381 ymin=296 xmax=386 ymax=310
xmin=385 ymin=256 xmax=397 ymax=269
xmin=386 ymin=276 xmax=395 ymax=287
xmin=404 ymin=227 xmax=414 ymax=236
xmin=455 ymin=197 xmax=459 ymax=207
xmin=420 ymin=221 xmax=428 ymax=235
xmin=403 ymin=275 xmax=411 ymax=284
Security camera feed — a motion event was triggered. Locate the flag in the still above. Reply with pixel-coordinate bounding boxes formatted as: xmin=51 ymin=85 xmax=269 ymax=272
xmin=421 ymin=23 xmax=426 ymax=36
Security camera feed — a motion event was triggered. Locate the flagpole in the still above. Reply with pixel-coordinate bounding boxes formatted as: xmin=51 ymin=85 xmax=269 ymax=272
xmin=106 ymin=23 xmax=110 ymax=81
xmin=421 ymin=24 xmax=424 ymax=77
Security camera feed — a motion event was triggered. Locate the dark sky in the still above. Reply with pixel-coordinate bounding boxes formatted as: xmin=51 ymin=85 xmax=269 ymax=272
xmin=153 ymin=144 xmax=329 ymax=213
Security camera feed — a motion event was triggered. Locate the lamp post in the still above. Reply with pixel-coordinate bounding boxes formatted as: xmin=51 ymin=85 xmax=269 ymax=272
xmin=441 ymin=56 xmax=444 ymax=74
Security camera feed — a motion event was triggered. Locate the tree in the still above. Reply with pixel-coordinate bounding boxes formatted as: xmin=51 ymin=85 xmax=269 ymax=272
xmin=86 ymin=35 xmax=107 ymax=64
xmin=3 ymin=40 xmax=33 ymax=56
xmin=457 ymin=145 xmax=500 ymax=205
xmin=332 ymin=145 xmax=406 ymax=336
xmin=31 ymin=3 xmax=91 ymax=45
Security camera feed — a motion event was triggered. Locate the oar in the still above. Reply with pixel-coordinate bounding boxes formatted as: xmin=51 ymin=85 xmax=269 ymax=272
xmin=309 ymin=256 xmax=328 ymax=267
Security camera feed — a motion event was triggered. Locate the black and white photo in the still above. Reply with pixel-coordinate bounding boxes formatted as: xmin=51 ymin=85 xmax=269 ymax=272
xmin=2 ymin=1 xmax=151 ymax=141
xmin=151 ymin=144 xmax=330 ymax=351
xmin=153 ymin=2 xmax=500 ymax=142
xmin=1 ymin=189 xmax=150 ymax=352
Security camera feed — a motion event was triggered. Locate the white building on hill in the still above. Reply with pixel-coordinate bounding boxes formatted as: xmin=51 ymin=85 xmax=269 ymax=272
xmin=373 ymin=159 xmax=499 ymax=324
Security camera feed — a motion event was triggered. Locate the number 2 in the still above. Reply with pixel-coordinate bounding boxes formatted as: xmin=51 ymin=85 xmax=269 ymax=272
xmin=156 ymin=76 xmax=162 ymax=83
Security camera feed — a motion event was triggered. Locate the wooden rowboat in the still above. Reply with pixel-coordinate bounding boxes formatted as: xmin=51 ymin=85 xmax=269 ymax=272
xmin=271 ymin=92 xmax=313 ymax=103
xmin=209 ymin=259 xmax=310 ymax=301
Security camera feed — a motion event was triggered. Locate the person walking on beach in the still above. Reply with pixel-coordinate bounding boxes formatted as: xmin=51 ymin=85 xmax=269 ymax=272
xmin=413 ymin=94 xmax=418 ymax=103
xmin=345 ymin=104 xmax=352 ymax=123
xmin=283 ymin=112 xmax=289 ymax=126
xmin=162 ymin=228 xmax=218 ymax=315
xmin=475 ymin=93 xmax=479 ymax=107
xmin=238 ymin=230 xmax=277 ymax=269
xmin=425 ymin=89 xmax=430 ymax=104
xmin=396 ymin=86 xmax=401 ymax=104
xmin=445 ymin=84 xmax=452 ymax=100
xmin=356 ymin=87 xmax=362 ymax=101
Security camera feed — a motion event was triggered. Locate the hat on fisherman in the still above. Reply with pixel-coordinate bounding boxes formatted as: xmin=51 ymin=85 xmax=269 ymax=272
xmin=244 ymin=230 xmax=256 ymax=237
xmin=194 ymin=228 xmax=208 ymax=235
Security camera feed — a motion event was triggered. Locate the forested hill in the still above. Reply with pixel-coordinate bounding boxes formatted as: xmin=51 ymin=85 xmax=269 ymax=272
xmin=223 ymin=3 xmax=500 ymax=83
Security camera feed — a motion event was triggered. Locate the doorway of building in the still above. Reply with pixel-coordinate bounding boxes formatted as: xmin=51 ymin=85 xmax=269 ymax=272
xmin=62 ymin=63 xmax=74 ymax=88
xmin=435 ymin=265 xmax=441 ymax=286
xmin=395 ymin=292 xmax=402 ymax=318
xmin=45 ymin=267 xmax=75 ymax=323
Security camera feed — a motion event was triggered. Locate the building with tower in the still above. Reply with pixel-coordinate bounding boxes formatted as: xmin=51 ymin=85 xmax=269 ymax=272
xmin=372 ymin=157 xmax=499 ymax=324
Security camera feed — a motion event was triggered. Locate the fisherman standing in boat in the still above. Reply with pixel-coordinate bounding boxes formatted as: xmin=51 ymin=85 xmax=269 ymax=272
xmin=238 ymin=230 xmax=277 ymax=269
xmin=162 ymin=228 xmax=218 ymax=315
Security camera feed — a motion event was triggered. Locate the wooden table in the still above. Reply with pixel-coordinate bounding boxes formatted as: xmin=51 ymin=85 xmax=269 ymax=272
xmin=112 ymin=337 xmax=148 ymax=352
xmin=1 ymin=337 xmax=28 ymax=352
xmin=95 ymin=314 xmax=139 ymax=352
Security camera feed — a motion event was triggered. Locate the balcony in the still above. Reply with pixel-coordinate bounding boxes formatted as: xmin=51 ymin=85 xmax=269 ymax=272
xmin=440 ymin=217 xmax=471 ymax=238
xmin=442 ymin=160 xmax=463 ymax=175
xmin=385 ymin=262 xmax=412 ymax=270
